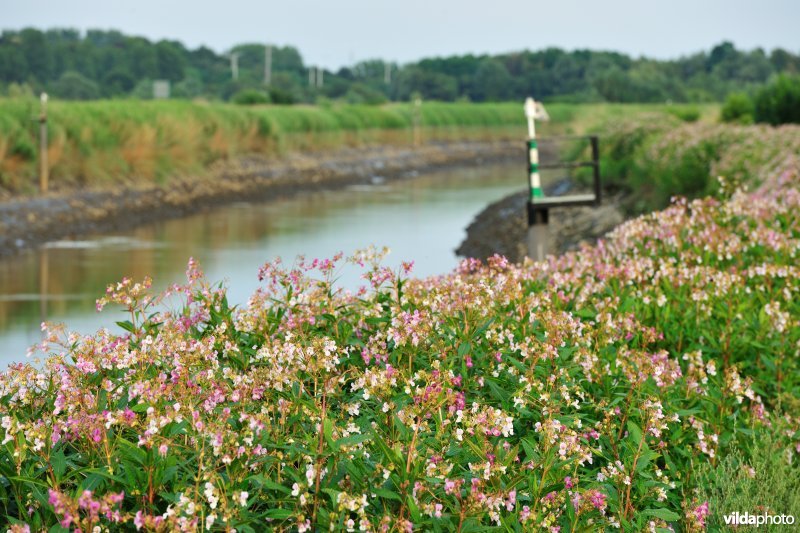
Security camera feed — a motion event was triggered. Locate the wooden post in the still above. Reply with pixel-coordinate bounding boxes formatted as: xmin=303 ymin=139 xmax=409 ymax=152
xmin=39 ymin=92 xmax=48 ymax=194
xmin=413 ymin=97 xmax=422 ymax=146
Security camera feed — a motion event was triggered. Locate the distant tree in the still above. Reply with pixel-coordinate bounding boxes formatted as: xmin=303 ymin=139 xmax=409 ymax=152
xmin=52 ymin=70 xmax=100 ymax=99
xmin=232 ymin=89 xmax=270 ymax=105
xmin=268 ymin=87 xmax=295 ymax=105
xmin=129 ymin=38 xmax=159 ymax=79
xmin=592 ymin=67 xmax=636 ymax=102
xmin=471 ymin=59 xmax=513 ymax=101
xmin=720 ymin=92 xmax=754 ymax=124
xmin=19 ymin=28 xmax=54 ymax=82
xmin=173 ymin=77 xmax=205 ymax=99
xmin=1 ymin=27 xmax=800 ymax=104
xmin=344 ymin=82 xmax=387 ymax=105
xmin=103 ymin=69 xmax=136 ymax=96
xmin=0 ymin=34 xmax=29 ymax=82
xmin=551 ymin=55 xmax=586 ymax=95
xmin=155 ymin=40 xmax=187 ymax=82
xmin=770 ymin=48 xmax=799 ymax=74
xmin=707 ymin=41 xmax=738 ymax=71
xmin=394 ymin=67 xmax=458 ymax=101
xmin=754 ymin=74 xmax=800 ymax=125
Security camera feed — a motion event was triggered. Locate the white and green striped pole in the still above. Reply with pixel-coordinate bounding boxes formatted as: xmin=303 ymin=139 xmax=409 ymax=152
xmin=524 ymin=97 xmax=542 ymax=200
xmin=524 ymin=97 xmax=549 ymax=261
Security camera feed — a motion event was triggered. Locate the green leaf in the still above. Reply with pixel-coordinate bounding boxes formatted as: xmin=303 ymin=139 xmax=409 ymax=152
xmin=407 ymin=494 xmax=421 ymax=522
xmin=374 ymin=488 xmax=402 ymax=501
xmin=51 ymin=449 xmax=66 ymax=481
xmin=627 ymin=420 xmax=643 ymax=447
xmin=259 ymin=479 xmax=292 ymax=494
xmin=323 ymin=418 xmax=336 ymax=450
xmin=642 ymin=508 xmax=681 ymax=522
xmin=7 ymin=475 xmax=49 ymax=488
xmin=335 ymin=432 xmax=372 ymax=448
xmin=457 ymin=342 xmax=472 ymax=358
xmin=115 ymin=320 xmax=137 ymax=334
xmin=264 ymin=508 xmax=294 ymax=519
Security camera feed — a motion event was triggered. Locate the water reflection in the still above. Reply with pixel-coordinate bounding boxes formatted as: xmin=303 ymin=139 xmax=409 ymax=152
xmin=0 ymin=162 xmax=523 ymax=365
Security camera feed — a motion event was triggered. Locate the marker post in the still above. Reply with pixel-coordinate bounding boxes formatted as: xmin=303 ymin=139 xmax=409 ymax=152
xmin=524 ymin=97 xmax=548 ymax=261
xmin=522 ymin=97 xmax=602 ymax=261
xmin=39 ymin=92 xmax=48 ymax=194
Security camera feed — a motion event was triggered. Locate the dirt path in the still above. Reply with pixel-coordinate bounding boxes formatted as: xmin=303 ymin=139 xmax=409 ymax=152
xmin=0 ymin=140 xmax=521 ymax=257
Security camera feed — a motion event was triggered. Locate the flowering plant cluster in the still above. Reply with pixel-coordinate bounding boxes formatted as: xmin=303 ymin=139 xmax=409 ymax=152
xmin=1 ymin=167 xmax=799 ymax=531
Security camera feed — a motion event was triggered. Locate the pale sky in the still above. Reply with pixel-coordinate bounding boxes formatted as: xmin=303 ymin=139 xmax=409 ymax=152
xmin=3 ymin=0 xmax=799 ymax=69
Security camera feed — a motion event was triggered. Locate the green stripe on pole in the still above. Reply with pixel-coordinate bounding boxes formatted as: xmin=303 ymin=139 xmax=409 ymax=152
xmin=528 ymin=140 xmax=537 ymax=149
xmin=531 ymin=187 xmax=544 ymax=199
xmin=529 ymin=163 xmax=539 ymax=173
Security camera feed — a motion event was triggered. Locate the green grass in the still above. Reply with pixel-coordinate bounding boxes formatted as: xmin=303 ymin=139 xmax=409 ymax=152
xmin=0 ymin=99 xmax=720 ymax=195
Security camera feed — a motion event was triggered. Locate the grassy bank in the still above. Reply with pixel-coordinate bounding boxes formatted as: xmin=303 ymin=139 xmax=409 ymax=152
xmin=0 ymin=99 xmax=715 ymax=196
xmin=573 ymin=111 xmax=800 ymax=213
xmin=0 ymin=100 xmax=525 ymax=194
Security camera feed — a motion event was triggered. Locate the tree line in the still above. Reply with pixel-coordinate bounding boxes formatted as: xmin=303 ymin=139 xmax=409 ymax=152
xmin=1 ymin=28 xmax=799 ymax=104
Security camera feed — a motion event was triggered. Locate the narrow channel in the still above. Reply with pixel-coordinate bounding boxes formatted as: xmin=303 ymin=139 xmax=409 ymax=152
xmin=0 ymin=162 xmax=522 ymax=366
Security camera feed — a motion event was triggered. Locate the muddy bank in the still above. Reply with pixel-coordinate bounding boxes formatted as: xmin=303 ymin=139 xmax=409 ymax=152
xmin=0 ymin=140 xmax=521 ymax=257
xmin=456 ymin=186 xmax=626 ymax=263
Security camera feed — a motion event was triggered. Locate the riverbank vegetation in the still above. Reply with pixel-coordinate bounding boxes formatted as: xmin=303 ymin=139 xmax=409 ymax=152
xmin=1 ymin=152 xmax=798 ymax=530
xmin=0 ymin=99 xmax=710 ymax=196
xmin=576 ymin=110 xmax=800 ymax=214
xmin=0 ymin=100 xmax=520 ymax=194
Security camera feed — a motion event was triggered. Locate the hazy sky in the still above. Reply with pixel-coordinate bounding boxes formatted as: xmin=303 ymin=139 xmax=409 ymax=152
xmin=3 ymin=0 xmax=799 ymax=69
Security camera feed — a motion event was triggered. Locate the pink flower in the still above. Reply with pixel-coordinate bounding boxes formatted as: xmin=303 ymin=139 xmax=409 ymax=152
xmin=587 ymin=489 xmax=607 ymax=511
xmin=694 ymin=501 xmax=710 ymax=527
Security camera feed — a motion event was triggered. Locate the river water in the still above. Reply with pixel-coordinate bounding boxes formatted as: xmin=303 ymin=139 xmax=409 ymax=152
xmin=0 ymin=162 xmax=523 ymax=367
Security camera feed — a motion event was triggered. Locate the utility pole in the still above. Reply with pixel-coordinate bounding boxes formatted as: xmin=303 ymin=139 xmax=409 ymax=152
xmin=309 ymin=67 xmax=315 ymax=87
xmin=229 ymin=52 xmax=240 ymax=81
xmin=39 ymin=92 xmax=48 ymax=194
xmin=264 ymin=45 xmax=272 ymax=86
xmin=384 ymin=62 xmax=391 ymax=84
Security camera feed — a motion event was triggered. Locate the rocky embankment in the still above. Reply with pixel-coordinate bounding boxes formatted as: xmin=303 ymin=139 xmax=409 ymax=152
xmin=0 ymin=140 xmax=521 ymax=256
xmin=456 ymin=186 xmax=625 ymax=263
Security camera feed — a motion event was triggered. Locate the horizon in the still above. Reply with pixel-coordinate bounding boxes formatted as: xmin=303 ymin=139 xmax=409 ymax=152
xmin=3 ymin=0 xmax=799 ymax=70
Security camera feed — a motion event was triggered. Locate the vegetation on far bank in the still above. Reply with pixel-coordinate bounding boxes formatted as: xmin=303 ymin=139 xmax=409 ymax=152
xmin=0 ymin=99 xmax=712 ymax=196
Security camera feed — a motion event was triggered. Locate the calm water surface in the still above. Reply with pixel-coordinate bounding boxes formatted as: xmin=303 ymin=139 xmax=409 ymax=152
xmin=0 ymin=162 xmax=523 ymax=366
